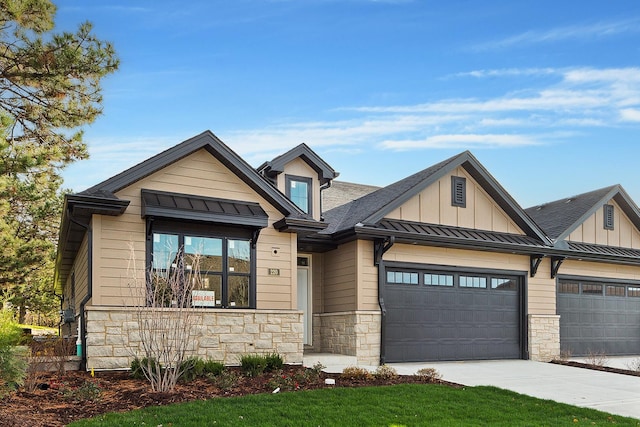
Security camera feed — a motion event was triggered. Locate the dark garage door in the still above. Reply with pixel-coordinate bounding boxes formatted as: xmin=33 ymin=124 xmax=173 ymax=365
xmin=557 ymin=279 xmax=640 ymax=356
xmin=384 ymin=267 xmax=523 ymax=363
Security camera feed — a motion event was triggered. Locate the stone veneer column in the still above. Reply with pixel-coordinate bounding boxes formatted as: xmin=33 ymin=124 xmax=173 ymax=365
xmin=528 ymin=314 xmax=560 ymax=361
xmin=313 ymin=311 xmax=381 ymax=366
xmin=85 ymin=307 xmax=303 ymax=370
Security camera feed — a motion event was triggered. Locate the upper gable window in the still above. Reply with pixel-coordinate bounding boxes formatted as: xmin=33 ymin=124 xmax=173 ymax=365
xmin=603 ymin=204 xmax=614 ymax=230
xmin=451 ymin=176 xmax=466 ymax=208
xmin=286 ymin=175 xmax=312 ymax=214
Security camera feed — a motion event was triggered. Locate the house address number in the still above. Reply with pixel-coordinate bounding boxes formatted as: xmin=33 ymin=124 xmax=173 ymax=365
xmin=268 ymin=268 xmax=280 ymax=276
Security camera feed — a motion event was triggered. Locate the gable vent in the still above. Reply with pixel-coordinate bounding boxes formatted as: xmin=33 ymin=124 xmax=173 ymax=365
xmin=603 ymin=204 xmax=614 ymax=230
xmin=451 ymin=176 xmax=466 ymax=208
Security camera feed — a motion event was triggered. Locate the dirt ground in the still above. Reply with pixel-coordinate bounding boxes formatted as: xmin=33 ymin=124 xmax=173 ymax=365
xmin=0 ymin=365 xmax=451 ymax=427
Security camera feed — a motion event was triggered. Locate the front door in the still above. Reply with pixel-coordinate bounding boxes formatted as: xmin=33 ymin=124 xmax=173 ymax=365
xmin=297 ymin=256 xmax=311 ymax=345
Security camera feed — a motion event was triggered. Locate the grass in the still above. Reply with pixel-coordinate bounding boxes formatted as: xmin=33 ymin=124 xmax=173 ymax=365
xmin=69 ymin=384 xmax=639 ymax=426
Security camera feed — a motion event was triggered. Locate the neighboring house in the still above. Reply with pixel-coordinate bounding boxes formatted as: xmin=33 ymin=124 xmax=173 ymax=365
xmin=55 ymin=131 xmax=640 ymax=370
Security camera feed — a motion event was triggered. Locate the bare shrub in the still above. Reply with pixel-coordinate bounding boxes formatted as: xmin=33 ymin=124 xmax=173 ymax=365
xmin=626 ymin=358 xmax=640 ymax=372
xmin=416 ymin=367 xmax=442 ymax=381
xmin=558 ymin=349 xmax=572 ymax=361
xmin=126 ymin=243 xmax=202 ymax=392
xmin=585 ymin=350 xmax=608 ymax=367
xmin=374 ymin=364 xmax=398 ymax=380
xmin=340 ymin=366 xmax=372 ymax=380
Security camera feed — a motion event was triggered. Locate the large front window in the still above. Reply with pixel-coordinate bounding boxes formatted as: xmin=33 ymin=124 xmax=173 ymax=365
xmin=150 ymin=228 xmax=253 ymax=308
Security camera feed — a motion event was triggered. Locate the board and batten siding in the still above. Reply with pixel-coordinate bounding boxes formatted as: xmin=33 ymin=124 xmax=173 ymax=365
xmin=276 ymin=157 xmax=321 ymax=221
xmin=567 ymin=199 xmax=640 ymax=249
xmin=90 ymin=148 xmax=296 ymax=310
xmin=382 ymin=243 xmax=557 ymax=315
xmin=323 ymin=241 xmax=357 ymax=312
xmin=386 ymin=167 xmax=524 ymax=235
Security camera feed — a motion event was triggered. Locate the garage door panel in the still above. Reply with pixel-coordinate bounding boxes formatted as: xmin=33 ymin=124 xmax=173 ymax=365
xmin=558 ymin=279 xmax=640 ymax=356
xmin=385 ymin=267 xmax=522 ymax=363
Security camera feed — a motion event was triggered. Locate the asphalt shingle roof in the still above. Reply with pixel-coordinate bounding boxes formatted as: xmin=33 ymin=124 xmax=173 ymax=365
xmin=525 ymin=185 xmax=618 ymax=240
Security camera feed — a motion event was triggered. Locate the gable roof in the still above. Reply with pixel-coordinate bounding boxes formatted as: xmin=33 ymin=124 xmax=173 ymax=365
xmin=257 ymin=143 xmax=339 ymax=185
xmin=55 ymin=131 xmax=327 ymax=292
xmin=82 ymin=130 xmax=307 ymax=218
xmin=322 ymin=151 xmax=550 ymax=245
xmin=525 ymin=184 xmax=640 ymax=242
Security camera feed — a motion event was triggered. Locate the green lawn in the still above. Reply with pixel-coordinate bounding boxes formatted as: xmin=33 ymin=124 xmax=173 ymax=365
xmin=69 ymin=384 xmax=639 ymax=426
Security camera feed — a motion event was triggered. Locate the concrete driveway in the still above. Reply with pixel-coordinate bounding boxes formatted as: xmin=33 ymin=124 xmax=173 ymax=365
xmin=389 ymin=360 xmax=640 ymax=420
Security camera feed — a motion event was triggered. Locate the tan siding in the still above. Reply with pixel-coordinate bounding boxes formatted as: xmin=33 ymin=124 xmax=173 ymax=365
xmin=566 ymin=199 xmax=640 ymax=248
xmin=312 ymin=253 xmax=324 ymax=313
xmin=66 ymin=232 xmax=90 ymax=313
xmin=560 ymin=259 xmax=640 ymax=282
xmin=276 ymin=157 xmax=321 ymax=221
xmin=382 ymin=243 xmax=555 ymax=315
xmin=91 ymin=148 xmax=294 ymax=310
xmin=323 ymin=241 xmax=357 ymax=312
xmin=385 ymin=167 xmax=524 ymax=234
xmin=357 ymin=240 xmax=379 ymax=310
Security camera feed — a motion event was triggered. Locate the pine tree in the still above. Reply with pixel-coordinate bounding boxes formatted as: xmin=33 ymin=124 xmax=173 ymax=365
xmin=0 ymin=0 xmax=119 ymax=322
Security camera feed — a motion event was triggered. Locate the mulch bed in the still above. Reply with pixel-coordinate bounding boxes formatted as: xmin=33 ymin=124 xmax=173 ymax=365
xmin=550 ymin=359 xmax=640 ymax=377
xmin=0 ymin=366 xmax=454 ymax=427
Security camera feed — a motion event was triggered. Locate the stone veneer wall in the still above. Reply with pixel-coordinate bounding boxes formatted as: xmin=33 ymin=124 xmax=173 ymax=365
xmin=312 ymin=311 xmax=381 ymax=366
xmin=85 ymin=306 xmax=303 ymax=370
xmin=528 ymin=314 xmax=560 ymax=362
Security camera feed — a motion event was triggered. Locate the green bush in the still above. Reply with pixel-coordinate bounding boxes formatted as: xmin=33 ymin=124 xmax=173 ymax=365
xmin=203 ymin=360 xmax=225 ymax=376
xmin=340 ymin=366 xmax=372 ymax=380
xmin=0 ymin=312 xmax=28 ymax=396
xmin=374 ymin=364 xmax=398 ymax=380
xmin=130 ymin=357 xmax=161 ymax=380
xmin=240 ymin=354 xmax=267 ymax=377
xmin=265 ymin=353 xmax=284 ymax=372
xmin=180 ymin=357 xmax=206 ymax=382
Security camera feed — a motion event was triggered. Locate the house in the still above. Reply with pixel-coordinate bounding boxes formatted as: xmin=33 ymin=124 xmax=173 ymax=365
xmin=54 ymin=130 xmax=640 ymax=370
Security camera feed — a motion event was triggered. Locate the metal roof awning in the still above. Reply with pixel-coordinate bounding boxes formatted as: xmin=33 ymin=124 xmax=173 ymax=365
xmin=141 ymin=189 xmax=268 ymax=228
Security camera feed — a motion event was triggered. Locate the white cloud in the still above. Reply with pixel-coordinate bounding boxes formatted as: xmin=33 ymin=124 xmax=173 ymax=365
xmin=454 ymin=68 xmax=559 ymax=78
xmin=474 ymin=19 xmax=640 ymax=51
xmin=620 ymin=108 xmax=640 ymax=122
xmin=378 ymin=134 xmax=540 ymax=151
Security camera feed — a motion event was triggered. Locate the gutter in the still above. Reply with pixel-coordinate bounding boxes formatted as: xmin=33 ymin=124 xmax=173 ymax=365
xmin=374 ymin=237 xmax=395 ymax=365
xmin=67 ymin=206 xmax=92 ymax=372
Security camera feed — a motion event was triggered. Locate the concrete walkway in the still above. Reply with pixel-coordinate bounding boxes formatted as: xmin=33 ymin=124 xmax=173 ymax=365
xmin=302 ymin=354 xmax=640 ymax=420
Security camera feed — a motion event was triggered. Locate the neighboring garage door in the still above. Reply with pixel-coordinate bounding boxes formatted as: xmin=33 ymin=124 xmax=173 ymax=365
xmin=557 ymin=278 xmax=640 ymax=356
xmin=384 ymin=266 xmax=524 ymax=363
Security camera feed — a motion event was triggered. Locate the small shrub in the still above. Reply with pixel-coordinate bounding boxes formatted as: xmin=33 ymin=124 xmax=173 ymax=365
xmin=307 ymin=361 xmax=326 ymax=381
xmin=0 ymin=313 xmax=28 ymax=396
xmin=340 ymin=366 xmax=372 ymax=380
xmin=558 ymin=349 xmax=572 ymax=361
xmin=130 ymin=357 xmax=161 ymax=380
xmin=211 ymin=369 xmax=240 ymax=391
xmin=240 ymin=354 xmax=267 ymax=377
xmin=265 ymin=353 xmax=284 ymax=372
xmin=626 ymin=358 xmax=640 ymax=372
xmin=585 ymin=350 xmax=608 ymax=367
xmin=203 ymin=360 xmax=225 ymax=376
xmin=180 ymin=357 xmax=206 ymax=382
xmin=61 ymin=378 xmax=102 ymax=402
xmin=374 ymin=364 xmax=398 ymax=380
xmin=416 ymin=367 xmax=442 ymax=381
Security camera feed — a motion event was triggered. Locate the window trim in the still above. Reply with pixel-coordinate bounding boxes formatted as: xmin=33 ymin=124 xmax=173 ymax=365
xmin=603 ymin=204 xmax=614 ymax=230
xmin=451 ymin=176 xmax=466 ymax=208
xmin=146 ymin=219 xmax=257 ymax=309
xmin=285 ymin=174 xmax=312 ymax=214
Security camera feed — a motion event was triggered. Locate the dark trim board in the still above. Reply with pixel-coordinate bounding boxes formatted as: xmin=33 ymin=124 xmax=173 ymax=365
xmin=380 ymin=261 xmax=528 ymax=363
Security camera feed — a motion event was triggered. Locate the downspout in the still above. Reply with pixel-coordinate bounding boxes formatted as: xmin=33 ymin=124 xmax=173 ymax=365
xmin=319 ymin=180 xmax=331 ymax=221
xmin=67 ymin=206 xmax=92 ymax=371
xmin=374 ymin=236 xmax=394 ymax=365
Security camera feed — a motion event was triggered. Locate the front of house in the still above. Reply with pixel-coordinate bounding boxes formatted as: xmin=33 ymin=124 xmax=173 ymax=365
xmin=54 ymin=131 xmax=640 ymax=370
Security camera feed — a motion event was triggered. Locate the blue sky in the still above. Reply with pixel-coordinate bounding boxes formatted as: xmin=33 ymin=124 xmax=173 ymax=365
xmin=55 ymin=0 xmax=640 ymax=208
